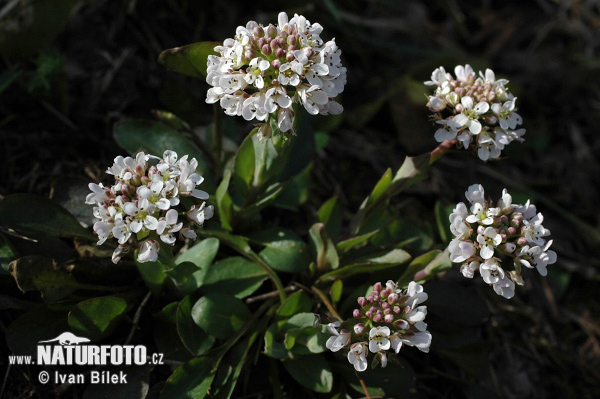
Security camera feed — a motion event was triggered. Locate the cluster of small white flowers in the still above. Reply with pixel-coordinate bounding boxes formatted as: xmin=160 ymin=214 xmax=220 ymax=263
xmin=206 ymin=12 xmax=345 ymax=139
xmin=325 ymin=281 xmax=432 ymax=372
xmin=86 ymin=150 xmax=214 ymax=264
xmin=448 ymin=184 xmax=557 ymax=298
xmin=425 ymin=65 xmax=525 ymax=161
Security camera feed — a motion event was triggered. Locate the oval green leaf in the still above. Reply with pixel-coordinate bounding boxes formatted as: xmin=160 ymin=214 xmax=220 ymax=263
xmin=283 ymin=355 xmax=333 ymax=393
xmin=113 ymin=120 xmax=214 ymax=192
xmin=159 ymin=357 xmax=214 ymax=399
xmin=254 ymin=228 xmax=311 ymax=273
xmin=191 ymin=293 xmax=251 ymax=339
xmin=158 ymin=41 xmax=219 ymax=79
xmin=176 ymin=296 xmax=215 ymax=356
xmin=202 ymin=256 xmax=267 ymax=298
xmin=68 ymin=296 xmax=128 ymax=341
xmin=0 ymin=194 xmax=95 ymax=240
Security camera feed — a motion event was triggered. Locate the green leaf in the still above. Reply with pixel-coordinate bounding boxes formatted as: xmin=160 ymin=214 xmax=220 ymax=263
xmin=174 ymin=238 xmax=220 ymax=295
xmin=336 ymin=230 xmax=379 ymax=254
xmin=6 ymin=306 xmax=69 ymax=356
xmin=272 ymin=162 xmax=312 ymax=211
xmin=263 ymin=323 xmax=288 ymax=359
xmin=153 ymin=303 xmax=194 ymax=363
xmin=317 ymin=249 xmax=411 ymax=284
xmin=389 ymin=153 xmax=429 ymax=194
xmin=9 ymin=256 xmax=78 ymax=301
xmin=165 ymin=261 xmax=200 ymax=292
xmin=232 ymin=134 xmax=255 ymax=201
xmin=68 ymin=296 xmax=128 ymax=341
xmin=215 ymin=169 xmax=234 ymax=231
xmin=435 ymin=201 xmax=451 ymax=244
xmin=158 ymin=41 xmax=219 ymax=79
xmin=252 ymin=134 xmax=281 ymax=186
xmin=113 ymin=120 xmax=214 ymax=192
xmin=330 ymin=279 xmax=343 ymax=305
xmin=192 ymin=293 xmax=251 ymax=339
xmin=238 ymin=182 xmax=287 ymax=219
xmin=176 ymin=296 xmax=215 ymax=356
xmin=398 ymin=249 xmax=451 ymax=286
xmin=252 ymin=228 xmax=310 ymax=273
xmin=50 ymin=176 xmax=96 ymax=229
xmin=0 ymin=194 xmax=95 ymax=240
xmin=283 ymin=355 xmax=333 ymax=393
xmin=316 ymin=197 xmax=342 ymax=242
xmin=0 ymin=232 xmax=17 ymax=273
xmin=202 ymin=257 xmax=267 ymax=298
xmin=135 ymin=258 xmax=168 ymax=295
xmin=211 ymin=333 xmax=258 ymax=399
xmin=275 ymin=291 xmax=312 ymax=322
xmin=159 ymin=357 xmax=215 ymax=399
xmin=309 ymin=223 xmax=339 ymax=273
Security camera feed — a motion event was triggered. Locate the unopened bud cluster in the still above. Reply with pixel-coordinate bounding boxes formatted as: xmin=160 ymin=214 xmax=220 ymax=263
xmin=425 ymin=65 xmax=525 ymax=161
xmin=448 ymin=184 xmax=557 ymax=298
xmin=86 ymin=151 xmax=214 ymax=264
xmin=206 ymin=12 xmax=345 ymax=139
xmin=325 ymin=281 xmax=431 ymax=372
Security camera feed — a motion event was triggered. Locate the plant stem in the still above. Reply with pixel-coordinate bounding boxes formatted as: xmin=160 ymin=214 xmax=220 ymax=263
xmin=311 ymin=285 xmax=342 ymax=320
xmin=357 ymin=373 xmax=372 ymax=399
xmin=430 ymin=138 xmax=457 ymax=165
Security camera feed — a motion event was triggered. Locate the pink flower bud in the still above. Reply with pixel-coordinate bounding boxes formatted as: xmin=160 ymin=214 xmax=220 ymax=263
xmin=455 ymin=104 xmax=464 ymax=113
xmin=287 ymin=45 xmax=296 ymax=53
xmin=353 ymin=309 xmax=362 ymax=318
xmin=270 ymin=38 xmax=279 ymax=50
xmin=393 ymin=319 xmax=410 ymax=331
xmin=384 ymin=314 xmax=394 ymax=324
xmin=257 ymin=37 xmax=266 ymax=48
xmin=288 ymin=35 xmax=297 ymax=45
xmin=500 ymin=233 xmax=507 ymax=242
xmin=373 ymin=313 xmax=383 ymax=323
xmin=275 ymin=48 xmax=285 ymax=58
xmin=371 ymin=291 xmax=379 ymax=300
xmin=357 ymin=297 xmax=367 ymax=307
xmin=354 ymin=323 xmax=365 ymax=334
xmin=365 ymin=311 xmax=373 ymax=319
xmin=254 ymin=26 xmax=264 ymax=37
xmin=488 ymin=92 xmax=496 ymax=102
xmin=373 ymin=282 xmax=383 ymax=292
xmin=383 ymin=307 xmax=392 ymax=315
xmin=393 ymin=306 xmax=401 ymax=314
xmin=261 ymin=44 xmax=272 ymax=55
xmin=267 ymin=24 xmax=277 ymax=38
xmin=517 ymin=237 xmax=528 ymax=246
xmin=286 ymin=52 xmax=294 ymax=62
xmin=381 ymin=302 xmax=389 ymax=309
xmin=508 ymin=227 xmax=516 ymax=235
xmin=477 ymin=225 xmax=486 ymax=235
xmin=387 ymin=293 xmax=398 ymax=305
xmin=367 ymin=295 xmax=374 ymax=303
xmin=271 ymin=59 xmax=281 ymax=70
xmin=369 ymin=307 xmax=377 ymax=314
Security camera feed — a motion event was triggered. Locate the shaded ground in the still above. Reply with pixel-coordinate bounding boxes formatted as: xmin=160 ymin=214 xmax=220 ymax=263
xmin=1 ymin=1 xmax=599 ymax=398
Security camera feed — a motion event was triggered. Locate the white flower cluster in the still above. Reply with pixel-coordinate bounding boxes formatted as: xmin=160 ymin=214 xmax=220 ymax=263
xmin=86 ymin=150 xmax=214 ymax=264
xmin=325 ymin=281 xmax=431 ymax=372
xmin=206 ymin=12 xmax=346 ymax=139
xmin=448 ymin=184 xmax=557 ymax=298
xmin=425 ymin=64 xmax=525 ymax=161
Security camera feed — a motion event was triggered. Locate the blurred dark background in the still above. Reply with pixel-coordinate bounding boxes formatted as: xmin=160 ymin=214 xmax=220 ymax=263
xmin=1 ymin=0 xmax=599 ymax=397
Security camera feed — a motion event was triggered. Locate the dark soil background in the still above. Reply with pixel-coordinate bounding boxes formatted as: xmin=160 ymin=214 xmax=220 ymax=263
xmin=1 ymin=1 xmax=599 ymax=398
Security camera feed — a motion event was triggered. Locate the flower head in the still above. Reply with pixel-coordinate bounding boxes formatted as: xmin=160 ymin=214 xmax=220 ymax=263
xmin=447 ymin=184 xmax=557 ymax=298
xmin=206 ymin=12 xmax=345 ymax=137
xmin=425 ymin=64 xmax=525 ymax=161
xmin=87 ymin=151 xmax=213 ymax=264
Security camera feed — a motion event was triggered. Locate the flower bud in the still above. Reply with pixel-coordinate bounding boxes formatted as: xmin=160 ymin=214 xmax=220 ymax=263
xmin=477 ymin=225 xmax=486 ymax=235
xmin=357 ymin=297 xmax=367 ymax=307
xmin=393 ymin=306 xmax=401 ymax=314
xmin=384 ymin=314 xmax=394 ymax=324
xmin=373 ymin=282 xmax=383 ymax=292
xmin=373 ymin=313 xmax=383 ymax=323
xmin=393 ymin=319 xmax=410 ymax=331
xmin=353 ymin=309 xmax=362 ymax=318
xmin=383 ymin=307 xmax=392 ymax=315
xmin=354 ymin=323 xmax=365 ymax=334
xmin=500 ymin=233 xmax=507 ymax=242
xmin=367 ymin=295 xmax=374 ymax=303
xmin=508 ymin=227 xmax=516 ymax=235
xmin=270 ymin=38 xmax=279 ymax=50
xmin=381 ymin=302 xmax=389 ymax=309
xmin=371 ymin=290 xmax=379 ymax=300
xmin=261 ymin=44 xmax=272 ymax=55
xmin=271 ymin=59 xmax=281 ymax=70
xmin=380 ymin=289 xmax=389 ymax=299
xmin=365 ymin=310 xmax=373 ymax=319
xmin=455 ymin=104 xmax=464 ymax=113
xmin=287 ymin=35 xmax=296 ymax=46
xmin=287 ymin=45 xmax=296 ymax=53
xmin=502 ymin=243 xmax=516 ymax=253
xmin=254 ymin=26 xmax=264 ymax=37
xmin=257 ymin=37 xmax=266 ymax=48
xmin=517 ymin=237 xmax=528 ymax=246
xmin=141 ymin=176 xmax=150 ymax=184
xmin=488 ymin=92 xmax=496 ymax=102
xmin=267 ymin=24 xmax=277 ymax=38
xmin=286 ymin=52 xmax=295 ymax=62
xmin=275 ymin=48 xmax=285 ymax=58
xmin=131 ymin=174 xmax=142 ymax=186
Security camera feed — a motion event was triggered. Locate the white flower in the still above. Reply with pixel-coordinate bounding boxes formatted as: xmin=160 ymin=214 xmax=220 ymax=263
xmin=156 ymin=209 xmax=183 ymax=245
xmin=428 ymin=96 xmax=446 ymax=112
xmin=277 ymin=108 xmax=294 ymax=132
xmin=518 ymin=240 xmax=557 ymax=277
xmin=112 ymin=214 xmax=132 ymax=245
xmin=522 ymin=213 xmax=550 ymax=246
xmin=477 ymin=227 xmax=502 ymax=259
xmin=453 ymin=96 xmax=489 ymax=135
xmin=93 ymin=221 xmax=113 ymax=245
xmin=244 ymin=57 xmax=270 ymax=89
xmin=138 ymin=240 xmax=159 ymax=263
xmin=86 ymin=183 xmax=109 ymax=205
xmin=325 ymin=321 xmax=351 ymax=352
xmin=424 ymin=66 xmax=451 ymax=86
xmin=449 ymin=239 xmax=475 ymax=263
xmin=465 ymin=184 xmax=486 ymax=205
xmin=477 ymin=129 xmax=503 ymax=161
xmin=449 ymin=202 xmax=471 ymax=239
xmin=368 ymin=326 xmax=391 ymax=353
xmin=389 ymin=334 xmax=403 ymax=353
xmin=187 ymin=202 xmax=214 ymax=225
xmin=406 ymin=281 xmax=428 ymax=308
xmin=480 ymin=258 xmax=505 ymax=285
xmin=278 ymin=61 xmax=303 ymax=86
xmin=405 ymin=305 xmax=428 ymax=331
xmin=401 ymin=331 xmax=432 ymax=353
xmin=493 ymin=275 xmax=515 ymax=299
xmin=297 ymin=85 xmax=329 ymax=115
xmin=433 ymin=119 xmax=457 ymax=142
xmin=466 ymin=202 xmax=499 ymax=225
xmin=460 ymin=261 xmax=479 ymax=278
xmin=491 ymin=98 xmax=522 ymax=130
xmin=347 ymin=343 xmax=368 ymax=372
xmin=499 ymin=188 xmax=512 ymax=211
xmin=454 ymin=64 xmax=474 ymax=83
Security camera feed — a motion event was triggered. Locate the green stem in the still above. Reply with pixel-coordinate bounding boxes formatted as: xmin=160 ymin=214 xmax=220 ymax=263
xmin=430 ymin=138 xmax=457 ymax=165
xmin=311 ymin=285 xmax=342 ymax=321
